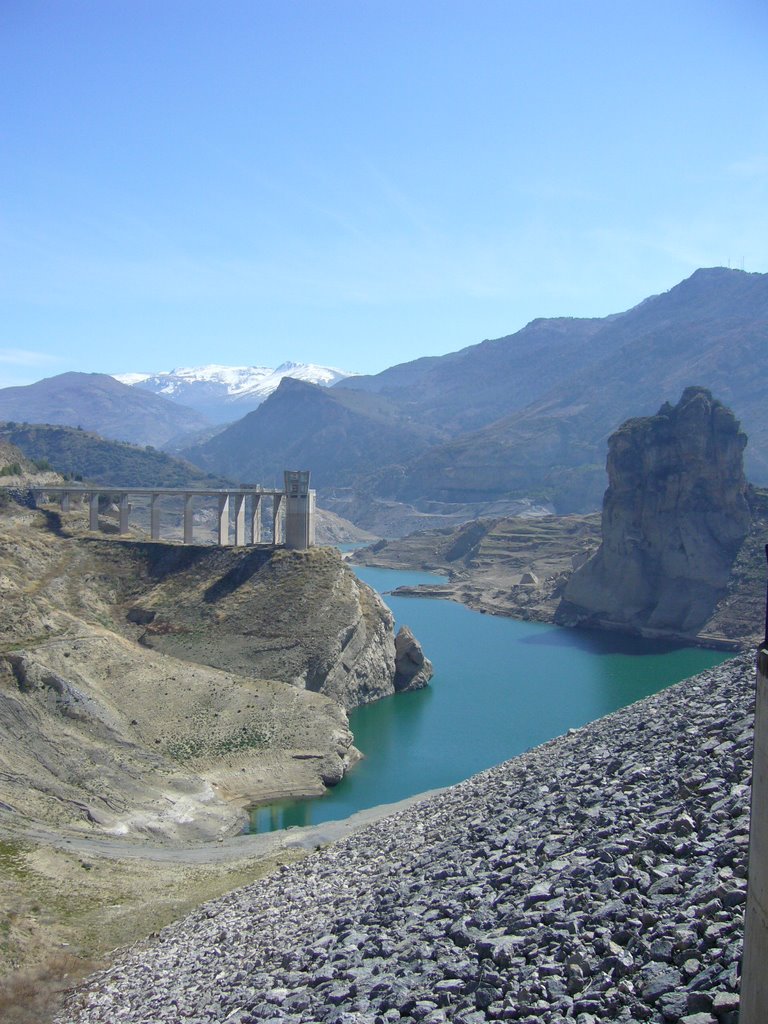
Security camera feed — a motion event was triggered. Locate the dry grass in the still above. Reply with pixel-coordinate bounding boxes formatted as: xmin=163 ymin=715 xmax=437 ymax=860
xmin=0 ymin=952 xmax=100 ymax=1024
xmin=0 ymin=834 xmax=305 ymax=1023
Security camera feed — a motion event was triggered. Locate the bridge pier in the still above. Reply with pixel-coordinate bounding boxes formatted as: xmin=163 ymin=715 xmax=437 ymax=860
xmin=89 ymin=492 xmax=99 ymax=531
xmin=272 ymin=493 xmax=284 ymax=545
xmin=183 ymin=494 xmax=194 ymax=544
xmin=233 ymin=493 xmax=244 ymax=548
xmin=60 ymin=492 xmax=71 ymax=513
xmin=251 ymin=494 xmax=262 ymax=544
xmin=119 ymin=494 xmax=130 ymax=535
xmin=284 ymin=470 xmax=315 ymax=550
xmin=217 ymin=493 xmax=230 ymax=546
xmin=150 ymin=494 xmax=161 ymax=541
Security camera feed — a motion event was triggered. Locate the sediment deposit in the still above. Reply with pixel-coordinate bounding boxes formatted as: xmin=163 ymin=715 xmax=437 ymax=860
xmin=60 ymin=653 xmax=751 ymax=1024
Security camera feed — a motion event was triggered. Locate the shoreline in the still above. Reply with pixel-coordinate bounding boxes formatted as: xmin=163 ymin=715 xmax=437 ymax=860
xmin=0 ymin=786 xmax=447 ymax=865
xmin=389 ymin=581 xmax=747 ymax=651
xmin=60 ymin=653 xmax=754 ymax=1023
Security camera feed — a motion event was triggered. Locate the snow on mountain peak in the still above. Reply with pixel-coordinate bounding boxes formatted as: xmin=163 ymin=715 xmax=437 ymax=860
xmin=112 ymin=361 xmax=355 ymax=423
xmin=114 ymin=372 xmax=153 ymax=386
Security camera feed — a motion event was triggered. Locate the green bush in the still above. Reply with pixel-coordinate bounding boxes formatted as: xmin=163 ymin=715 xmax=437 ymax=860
xmin=0 ymin=462 xmax=22 ymax=477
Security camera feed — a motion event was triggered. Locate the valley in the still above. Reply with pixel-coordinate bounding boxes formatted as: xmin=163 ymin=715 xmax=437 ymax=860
xmin=4 ymin=268 xmax=767 ymax=538
xmin=1 ymin=267 xmax=767 ymax=1020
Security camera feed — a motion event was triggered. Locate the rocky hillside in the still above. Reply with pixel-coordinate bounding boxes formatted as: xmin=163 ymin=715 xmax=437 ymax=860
xmin=0 ymin=488 xmax=429 ymax=843
xmin=115 ymin=542 xmax=429 ymax=711
xmin=1 ymin=422 xmax=229 ymax=488
xmin=558 ymin=388 xmax=751 ymax=638
xmin=356 ymin=513 xmax=602 ymax=623
xmin=372 ymin=268 xmax=768 ymax=516
xmin=183 ymin=376 xmax=442 ymax=491
xmin=0 ymin=372 xmax=209 ymax=449
xmin=58 ymin=653 xmax=752 ymax=1024
xmin=355 ymin=472 xmax=767 ymax=649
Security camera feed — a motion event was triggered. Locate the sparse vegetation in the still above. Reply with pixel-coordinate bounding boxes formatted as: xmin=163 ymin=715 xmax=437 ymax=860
xmin=0 ymin=951 xmax=99 ymax=1024
xmin=0 ymin=832 xmax=303 ymax=1024
xmin=0 ymin=423 xmax=230 ymax=489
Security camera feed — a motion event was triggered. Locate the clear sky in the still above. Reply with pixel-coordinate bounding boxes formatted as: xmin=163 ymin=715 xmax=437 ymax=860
xmin=1 ymin=0 xmax=766 ymax=386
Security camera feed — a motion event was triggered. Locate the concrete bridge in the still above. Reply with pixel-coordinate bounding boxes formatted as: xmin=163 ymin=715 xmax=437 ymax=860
xmin=33 ymin=470 xmax=316 ymax=549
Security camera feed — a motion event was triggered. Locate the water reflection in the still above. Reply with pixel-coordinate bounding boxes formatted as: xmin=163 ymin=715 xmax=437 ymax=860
xmin=248 ymin=566 xmax=730 ymax=834
xmin=518 ymin=625 xmax=686 ymax=656
xmin=249 ymin=798 xmax=314 ymax=832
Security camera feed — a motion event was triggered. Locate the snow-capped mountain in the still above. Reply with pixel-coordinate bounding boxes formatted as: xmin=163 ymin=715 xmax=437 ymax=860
xmin=114 ymin=361 xmax=354 ymax=423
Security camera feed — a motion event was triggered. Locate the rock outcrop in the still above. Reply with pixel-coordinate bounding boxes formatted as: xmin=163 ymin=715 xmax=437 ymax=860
xmin=393 ymin=625 xmax=433 ymax=692
xmin=127 ymin=545 xmax=421 ymax=709
xmin=0 ymin=494 xmax=431 ymax=839
xmin=557 ymin=387 xmax=751 ymax=635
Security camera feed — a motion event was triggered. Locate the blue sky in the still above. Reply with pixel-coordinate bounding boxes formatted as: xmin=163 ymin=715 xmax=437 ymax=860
xmin=1 ymin=0 xmax=766 ymax=386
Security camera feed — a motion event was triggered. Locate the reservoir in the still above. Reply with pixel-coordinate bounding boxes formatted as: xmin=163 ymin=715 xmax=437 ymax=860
xmin=249 ymin=565 xmax=730 ymax=832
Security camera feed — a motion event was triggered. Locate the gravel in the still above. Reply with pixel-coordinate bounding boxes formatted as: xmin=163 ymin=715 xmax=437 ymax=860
xmin=59 ymin=653 xmax=754 ymax=1024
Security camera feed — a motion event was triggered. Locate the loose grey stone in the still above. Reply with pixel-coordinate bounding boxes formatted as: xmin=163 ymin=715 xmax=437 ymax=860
xmin=55 ymin=655 xmax=752 ymax=1024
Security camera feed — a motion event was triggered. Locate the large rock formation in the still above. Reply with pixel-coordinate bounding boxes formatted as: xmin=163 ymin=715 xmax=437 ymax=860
xmin=556 ymin=387 xmax=751 ymax=635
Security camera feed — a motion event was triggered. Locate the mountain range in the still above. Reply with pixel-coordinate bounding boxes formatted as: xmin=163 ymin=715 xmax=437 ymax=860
xmin=181 ymin=267 xmax=768 ymax=528
xmin=115 ymin=361 xmax=353 ymax=423
xmin=0 ymin=372 xmax=209 ymax=449
xmin=2 ymin=268 xmax=766 ymax=535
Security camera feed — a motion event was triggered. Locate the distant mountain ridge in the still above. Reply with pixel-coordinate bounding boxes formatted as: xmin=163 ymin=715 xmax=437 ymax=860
xmin=0 ymin=372 xmax=209 ymax=449
xmin=115 ymin=361 xmax=354 ymax=423
xmin=5 ymin=268 xmax=767 ymax=537
xmin=1 ymin=422 xmax=230 ymax=489
xmin=183 ymin=376 xmax=443 ymax=490
xmin=182 ymin=267 xmax=768 ymax=532
xmin=385 ymin=268 xmax=768 ymax=514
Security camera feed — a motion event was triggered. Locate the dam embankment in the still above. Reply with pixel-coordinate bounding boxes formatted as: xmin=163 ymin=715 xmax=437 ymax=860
xmin=59 ymin=652 xmax=751 ymax=1024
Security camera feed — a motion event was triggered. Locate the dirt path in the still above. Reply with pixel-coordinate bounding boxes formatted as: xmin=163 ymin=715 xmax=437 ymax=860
xmin=0 ymin=789 xmax=443 ymax=1024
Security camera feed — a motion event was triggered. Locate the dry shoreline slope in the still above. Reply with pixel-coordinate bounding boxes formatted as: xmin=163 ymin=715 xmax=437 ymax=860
xmin=58 ymin=653 xmax=752 ymax=1024
xmin=0 ymin=455 xmax=428 ymax=1012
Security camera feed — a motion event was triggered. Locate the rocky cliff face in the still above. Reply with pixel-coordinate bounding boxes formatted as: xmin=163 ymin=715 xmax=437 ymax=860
xmin=393 ymin=625 xmax=433 ymax=692
xmin=127 ymin=545 xmax=430 ymax=709
xmin=556 ymin=387 xmax=751 ymax=635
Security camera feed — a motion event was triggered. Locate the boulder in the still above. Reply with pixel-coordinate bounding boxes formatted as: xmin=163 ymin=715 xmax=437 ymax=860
xmin=556 ymin=387 xmax=750 ymax=635
xmin=393 ymin=625 xmax=434 ymax=692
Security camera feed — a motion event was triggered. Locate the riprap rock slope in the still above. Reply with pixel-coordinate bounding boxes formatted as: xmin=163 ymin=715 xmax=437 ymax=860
xmin=62 ymin=653 xmax=751 ymax=1023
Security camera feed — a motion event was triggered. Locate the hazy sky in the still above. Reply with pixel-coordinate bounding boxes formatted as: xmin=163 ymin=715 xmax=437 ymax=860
xmin=2 ymin=1 xmax=766 ymax=386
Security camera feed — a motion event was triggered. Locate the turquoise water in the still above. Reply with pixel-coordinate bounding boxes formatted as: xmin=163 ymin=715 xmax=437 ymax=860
xmin=249 ymin=565 xmax=731 ymax=832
